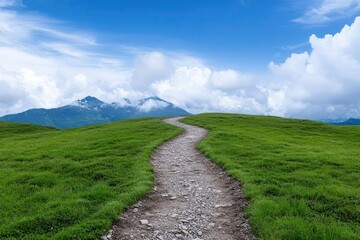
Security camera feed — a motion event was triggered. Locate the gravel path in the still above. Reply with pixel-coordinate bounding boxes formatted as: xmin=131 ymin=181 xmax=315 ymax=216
xmin=105 ymin=117 xmax=254 ymax=240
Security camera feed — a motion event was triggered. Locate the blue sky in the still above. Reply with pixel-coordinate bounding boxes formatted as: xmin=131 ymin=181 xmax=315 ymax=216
xmin=20 ymin=0 xmax=356 ymax=69
xmin=1 ymin=0 xmax=360 ymax=120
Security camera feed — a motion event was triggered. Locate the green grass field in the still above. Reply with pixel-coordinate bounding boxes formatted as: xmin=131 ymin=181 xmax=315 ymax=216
xmin=182 ymin=113 xmax=360 ymax=240
xmin=0 ymin=119 xmax=181 ymax=240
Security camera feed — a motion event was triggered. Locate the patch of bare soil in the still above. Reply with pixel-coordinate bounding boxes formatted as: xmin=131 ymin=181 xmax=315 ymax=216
xmin=105 ymin=117 xmax=255 ymax=240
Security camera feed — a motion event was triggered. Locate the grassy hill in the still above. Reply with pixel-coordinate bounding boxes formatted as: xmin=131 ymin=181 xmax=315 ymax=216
xmin=182 ymin=113 xmax=360 ymax=240
xmin=2 ymin=114 xmax=359 ymax=240
xmin=0 ymin=119 xmax=182 ymax=239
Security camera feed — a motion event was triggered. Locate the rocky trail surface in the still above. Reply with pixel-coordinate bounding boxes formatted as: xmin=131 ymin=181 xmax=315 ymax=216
xmin=105 ymin=117 xmax=254 ymax=240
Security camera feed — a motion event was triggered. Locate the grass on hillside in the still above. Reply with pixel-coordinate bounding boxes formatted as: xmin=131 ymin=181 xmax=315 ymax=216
xmin=0 ymin=119 xmax=182 ymax=240
xmin=182 ymin=113 xmax=360 ymax=240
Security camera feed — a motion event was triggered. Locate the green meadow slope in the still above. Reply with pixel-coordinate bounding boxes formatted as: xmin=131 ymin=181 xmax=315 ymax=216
xmin=0 ymin=119 xmax=182 ymax=240
xmin=182 ymin=113 xmax=360 ymax=240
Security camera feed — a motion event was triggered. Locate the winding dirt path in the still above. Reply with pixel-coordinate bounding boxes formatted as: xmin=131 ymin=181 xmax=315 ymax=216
xmin=107 ymin=117 xmax=254 ymax=240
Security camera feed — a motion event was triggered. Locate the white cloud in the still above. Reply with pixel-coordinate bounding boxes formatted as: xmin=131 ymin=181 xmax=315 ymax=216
xmin=41 ymin=42 xmax=88 ymax=58
xmin=0 ymin=0 xmax=21 ymax=8
xmin=151 ymin=66 xmax=213 ymax=111
xmin=151 ymin=65 xmax=267 ymax=114
xmin=269 ymin=16 xmax=360 ymax=119
xmin=123 ymin=17 xmax=360 ymax=120
xmin=294 ymin=0 xmax=360 ymax=24
xmin=137 ymin=99 xmax=170 ymax=112
xmin=0 ymin=6 xmax=135 ymax=116
xmin=0 ymin=67 xmax=23 ymax=105
xmin=131 ymin=51 xmax=173 ymax=91
xmin=211 ymin=70 xmax=253 ymax=90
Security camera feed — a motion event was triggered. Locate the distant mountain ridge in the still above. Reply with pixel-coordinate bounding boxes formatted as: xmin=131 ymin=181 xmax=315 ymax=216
xmin=0 ymin=96 xmax=190 ymax=128
xmin=333 ymin=118 xmax=360 ymax=126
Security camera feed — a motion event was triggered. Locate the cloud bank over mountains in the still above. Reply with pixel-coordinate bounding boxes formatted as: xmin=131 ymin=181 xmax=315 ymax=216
xmin=0 ymin=2 xmax=360 ymax=120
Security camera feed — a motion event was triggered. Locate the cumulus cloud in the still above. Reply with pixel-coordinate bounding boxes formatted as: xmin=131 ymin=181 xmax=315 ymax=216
xmin=269 ymin=16 xmax=360 ymax=119
xmin=0 ymin=67 xmax=23 ymax=105
xmin=211 ymin=70 xmax=253 ymax=90
xmin=150 ymin=65 xmax=267 ymax=114
xmin=151 ymin=66 xmax=213 ymax=111
xmin=131 ymin=51 xmax=173 ymax=91
xmin=294 ymin=0 xmax=360 ymax=24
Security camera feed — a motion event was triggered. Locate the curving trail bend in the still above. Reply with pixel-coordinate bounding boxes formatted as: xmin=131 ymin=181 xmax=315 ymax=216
xmin=107 ymin=117 xmax=254 ymax=240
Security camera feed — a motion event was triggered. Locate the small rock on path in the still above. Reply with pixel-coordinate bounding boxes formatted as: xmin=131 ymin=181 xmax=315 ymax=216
xmin=106 ymin=117 xmax=254 ymax=240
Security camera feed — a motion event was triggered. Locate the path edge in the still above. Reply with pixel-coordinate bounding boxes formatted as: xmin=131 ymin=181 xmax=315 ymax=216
xmin=99 ymin=117 xmax=185 ymax=240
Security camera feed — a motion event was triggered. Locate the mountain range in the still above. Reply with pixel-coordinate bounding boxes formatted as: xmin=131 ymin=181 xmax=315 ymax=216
xmin=321 ymin=118 xmax=360 ymax=126
xmin=332 ymin=118 xmax=360 ymax=126
xmin=0 ymin=96 xmax=190 ymax=128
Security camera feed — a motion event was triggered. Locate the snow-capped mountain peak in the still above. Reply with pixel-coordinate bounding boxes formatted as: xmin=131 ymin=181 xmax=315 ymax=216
xmin=136 ymin=97 xmax=172 ymax=112
xmin=110 ymin=96 xmax=174 ymax=112
xmin=74 ymin=96 xmax=106 ymax=109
